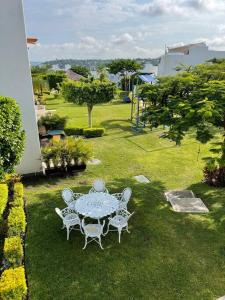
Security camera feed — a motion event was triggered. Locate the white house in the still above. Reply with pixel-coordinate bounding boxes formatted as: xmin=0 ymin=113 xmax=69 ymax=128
xmin=0 ymin=0 xmax=42 ymax=175
xmin=158 ymin=42 xmax=225 ymax=76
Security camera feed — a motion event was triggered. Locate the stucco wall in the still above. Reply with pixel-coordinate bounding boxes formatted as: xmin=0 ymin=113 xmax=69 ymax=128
xmin=0 ymin=0 xmax=42 ymax=174
xmin=158 ymin=45 xmax=225 ymax=76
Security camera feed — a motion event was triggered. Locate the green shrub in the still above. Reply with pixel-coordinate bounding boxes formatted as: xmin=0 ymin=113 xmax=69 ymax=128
xmin=0 ymin=96 xmax=25 ymax=179
xmin=42 ymin=137 xmax=93 ymax=168
xmin=14 ymin=183 xmax=23 ymax=198
xmin=12 ymin=196 xmax=23 ymax=208
xmin=38 ymin=114 xmax=67 ymax=131
xmin=0 ymin=267 xmax=27 ymax=300
xmin=11 ymin=183 xmax=23 ymax=207
xmin=83 ymin=128 xmax=105 ymax=138
xmin=65 ymin=127 xmax=84 ymax=136
xmin=44 ymin=72 xmax=66 ymax=90
xmin=7 ymin=207 xmax=26 ymax=237
xmin=0 ymin=184 xmax=8 ymax=229
xmin=4 ymin=236 xmax=23 ymax=267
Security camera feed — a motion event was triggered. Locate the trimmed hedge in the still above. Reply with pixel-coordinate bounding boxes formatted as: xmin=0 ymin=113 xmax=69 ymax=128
xmin=0 ymin=267 xmax=27 ymax=300
xmin=83 ymin=128 xmax=105 ymax=138
xmin=11 ymin=183 xmax=23 ymax=207
xmin=65 ymin=127 xmax=84 ymax=136
xmin=4 ymin=236 xmax=23 ymax=268
xmin=0 ymin=184 xmax=8 ymax=230
xmin=7 ymin=207 xmax=26 ymax=237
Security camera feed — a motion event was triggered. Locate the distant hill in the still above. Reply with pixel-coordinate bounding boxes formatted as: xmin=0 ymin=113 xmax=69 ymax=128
xmin=42 ymin=58 xmax=160 ymax=70
xmin=30 ymin=61 xmax=42 ymax=66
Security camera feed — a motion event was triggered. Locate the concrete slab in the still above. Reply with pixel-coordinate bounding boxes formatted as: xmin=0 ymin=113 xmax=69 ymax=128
xmin=134 ymin=175 xmax=150 ymax=183
xmin=165 ymin=190 xmax=195 ymax=202
xmin=88 ymin=159 xmax=101 ymax=165
xmin=169 ymin=197 xmax=209 ymax=213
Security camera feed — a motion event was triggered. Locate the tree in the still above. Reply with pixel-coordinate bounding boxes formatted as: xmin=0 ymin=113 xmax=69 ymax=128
xmin=107 ymin=59 xmax=142 ymax=91
xmin=70 ymin=65 xmax=91 ymax=78
xmin=140 ymin=60 xmax=225 ymax=186
xmin=0 ymin=96 xmax=25 ymax=179
xmin=32 ymin=76 xmax=49 ymax=103
xmin=62 ymin=80 xmax=116 ymax=127
xmin=96 ymin=65 xmax=108 ymax=82
xmin=44 ymin=71 xmax=66 ymax=90
xmin=31 ymin=65 xmax=51 ymax=75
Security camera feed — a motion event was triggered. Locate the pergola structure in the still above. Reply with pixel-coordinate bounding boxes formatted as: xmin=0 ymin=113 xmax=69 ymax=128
xmin=130 ymin=72 xmax=156 ymax=131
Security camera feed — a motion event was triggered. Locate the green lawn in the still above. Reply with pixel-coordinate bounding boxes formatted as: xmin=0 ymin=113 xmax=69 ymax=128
xmin=25 ymin=96 xmax=225 ymax=299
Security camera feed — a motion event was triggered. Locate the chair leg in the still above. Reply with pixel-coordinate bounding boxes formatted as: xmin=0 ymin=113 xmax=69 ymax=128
xmin=99 ymin=236 xmax=104 ymax=250
xmin=118 ymin=228 xmax=122 ymax=243
xmin=83 ymin=236 xmax=87 ymax=250
xmin=126 ymin=225 xmax=130 ymax=233
xmin=79 ymin=222 xmax=83 ymax=234
xmin=104 ymin=222 xmax=110 ymax=236
xmin=66 ymin=226 xmax=70 ymax=240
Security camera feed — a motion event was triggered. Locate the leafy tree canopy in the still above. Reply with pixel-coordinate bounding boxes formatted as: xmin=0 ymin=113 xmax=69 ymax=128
xmin=62 ymin=79 xmax=116 ymax=127
xmin=0 ymin=96 xmax=25 ymax=179
xmin=31 ymin=65 xmax=51 ymax=75
xmin=107 ymin=59 xmax=142 ymax=91
xmin=44 ymin=71 xmax=66 ymax=90
xmin=70 ymin=65 xmax=91 ymax=78
xmin=107 ymin=59 xmax=142 ymax=76
xmin=140 ymin=59 xmax=225 ymax=185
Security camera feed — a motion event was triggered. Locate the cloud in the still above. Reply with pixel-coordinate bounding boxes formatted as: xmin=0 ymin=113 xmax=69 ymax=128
xmin=25 ymin=0 xmax=225 ymax=61
xmin=112 ymin=33 xmax=134 ymax=45
xmin=204 ymin=35 xmax=225 ymax=50
xmin=140 ymin=0 xmax=225 ymax=17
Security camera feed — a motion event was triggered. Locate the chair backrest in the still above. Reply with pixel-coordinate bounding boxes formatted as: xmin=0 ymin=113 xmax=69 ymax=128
xmin=55 ymin=207 xmax=63 ymax=220
xmin=122 ymin=188 xmax=132 ymax=203
xmin=93 ymin=179 xmax=106 ymax=193
xmin=62 ymin=188 xmax=74 ymax=205
xmin=118 ymin=210 xmax=134 ymax=222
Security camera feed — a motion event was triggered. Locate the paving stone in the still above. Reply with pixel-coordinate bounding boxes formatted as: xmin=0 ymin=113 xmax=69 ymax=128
xmin=134 ymin=175 xmax=150 ymax=183
xmin=88 ymin=159 xmax=101 ymax=165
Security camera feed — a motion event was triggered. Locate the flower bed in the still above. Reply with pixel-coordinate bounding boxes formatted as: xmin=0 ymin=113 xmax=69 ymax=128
xmin=0 ymin=182 xmax=27 ymax=300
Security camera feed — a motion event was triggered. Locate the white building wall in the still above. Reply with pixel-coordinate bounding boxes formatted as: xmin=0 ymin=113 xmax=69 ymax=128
xmin=142 ymin=63 xmax=158 ymax=75
xmin=158 ymin=44 xmax=225 ymax=76
xmin=0 ymin=0 xmax=42 ymax=174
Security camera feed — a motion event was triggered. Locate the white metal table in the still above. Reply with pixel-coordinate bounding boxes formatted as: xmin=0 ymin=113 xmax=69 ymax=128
xmin=69 ymin=193 xmax=119 ymax=219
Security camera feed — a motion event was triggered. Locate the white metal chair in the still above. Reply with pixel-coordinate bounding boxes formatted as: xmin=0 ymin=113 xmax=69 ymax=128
xmin=112 ymin=187 xmax=132 ymax=211
xmin=62 ymin=188 xmax=83 ymax=206
xmin=89 ymin=179 xmax=109 ymax=194
xmin=104 ymin=210 xmax=134 ymax=243
xmin=81 ymin=219 xmax=105 ymax=250
xmin=55 ymin=207 xmax=81 ymax=240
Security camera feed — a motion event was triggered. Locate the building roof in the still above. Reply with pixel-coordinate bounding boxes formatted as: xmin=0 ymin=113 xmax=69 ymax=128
xmin=66 ymin=69 xmax=84 ymax=81
xmin=168 ymin=42 xmax=206 ymax=54
xmin=47 ymin=130 xmax=65 ymax=136
xmin=139 ymin=74 xmax=156 ymax=84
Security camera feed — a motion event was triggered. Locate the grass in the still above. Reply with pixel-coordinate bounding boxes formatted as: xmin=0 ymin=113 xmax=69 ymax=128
xmin=25 ymin=96 xmax=225 ymax=299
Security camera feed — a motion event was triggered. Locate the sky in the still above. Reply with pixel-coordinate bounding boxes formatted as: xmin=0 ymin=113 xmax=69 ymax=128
xmin=23 ymin=0 xmax=225 ymax=61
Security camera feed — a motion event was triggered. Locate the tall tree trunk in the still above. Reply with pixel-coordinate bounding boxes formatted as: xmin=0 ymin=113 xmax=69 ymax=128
xmin=87 ymin=105 xmax=93 ymax=128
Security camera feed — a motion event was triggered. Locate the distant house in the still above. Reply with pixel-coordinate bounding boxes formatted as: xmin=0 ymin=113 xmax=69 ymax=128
xmin=66 ymin=69 xmax=84 ymax=81
xmin=158 ymin=42 xmax=225 ymax=76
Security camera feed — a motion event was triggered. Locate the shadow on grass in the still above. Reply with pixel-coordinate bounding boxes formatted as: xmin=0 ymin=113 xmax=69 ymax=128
xmin=22 ymin=171 xmax=86 ymax=188
xmin=186 ymin=182 xmax=225 ymax=229
xmin=25 ymin=177 xmax=225 ymax=299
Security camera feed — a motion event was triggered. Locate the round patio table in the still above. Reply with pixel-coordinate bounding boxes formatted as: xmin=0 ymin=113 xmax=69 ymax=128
xmin=69 ymin=193 xmax=119 ymax=219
